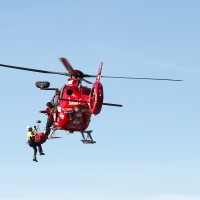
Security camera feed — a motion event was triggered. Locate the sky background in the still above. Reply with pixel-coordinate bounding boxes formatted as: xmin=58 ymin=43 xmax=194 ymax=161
xmin=0 ymin=0 xmax=200 ymax=199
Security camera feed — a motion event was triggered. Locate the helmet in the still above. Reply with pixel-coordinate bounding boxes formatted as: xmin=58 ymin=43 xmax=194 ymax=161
xmin=27 ymin=126 xmax=32 ymax=130
xmin=46 ymin=102 xmax=53 ymax=108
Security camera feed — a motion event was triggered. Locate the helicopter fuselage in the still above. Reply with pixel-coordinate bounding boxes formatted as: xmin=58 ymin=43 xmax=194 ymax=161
xmin=52 ymin=78 xmax=93 ymax=132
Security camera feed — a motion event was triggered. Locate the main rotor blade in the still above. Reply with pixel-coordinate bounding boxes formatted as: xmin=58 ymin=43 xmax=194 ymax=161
xmin=100 ymin=76 xmax=183 ymax=81
xmin=82 ymin=78 xmax=93 ymax=84
xmin=0 ymin=63 xmax=70 ymax=76
xmin=82 ymin=74 xmax=182 ymax=81
xmin=60 ymin=57 xmax=75 ymax=76
xmin=83 ymin=74 xmax=96 ymax=78
xmin=0 ymin=62 xmax=183 ymax=82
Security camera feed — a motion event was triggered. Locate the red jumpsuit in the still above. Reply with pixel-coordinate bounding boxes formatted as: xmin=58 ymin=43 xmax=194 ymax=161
xmin=40 ymin=107 xmax=54 ymax=135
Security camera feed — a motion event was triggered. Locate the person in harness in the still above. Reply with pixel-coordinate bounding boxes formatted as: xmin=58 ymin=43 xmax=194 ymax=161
xmin=27 ymin=126 xmax=45 ymax=162
xmin=40 ymin=102 xmax=55 ymax=136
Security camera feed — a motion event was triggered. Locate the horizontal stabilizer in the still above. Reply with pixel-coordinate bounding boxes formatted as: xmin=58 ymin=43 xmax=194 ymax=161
xmin=103 ymin=103 xmax=122 ymax=107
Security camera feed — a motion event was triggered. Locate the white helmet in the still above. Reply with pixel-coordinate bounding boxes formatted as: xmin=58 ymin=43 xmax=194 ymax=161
xmin=27 ymin=126 xmax=32 ymax=130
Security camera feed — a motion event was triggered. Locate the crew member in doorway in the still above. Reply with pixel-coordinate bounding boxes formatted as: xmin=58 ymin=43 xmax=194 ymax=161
xmin=40 ymin=102 xmax=54 ymax=135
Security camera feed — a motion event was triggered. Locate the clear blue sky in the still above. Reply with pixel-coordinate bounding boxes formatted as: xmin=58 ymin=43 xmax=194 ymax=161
xmin=0 ymin=0 xmax=200 ymax=200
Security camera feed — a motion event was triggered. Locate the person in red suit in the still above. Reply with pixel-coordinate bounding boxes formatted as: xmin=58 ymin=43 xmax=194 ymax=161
xmin=40 ymin=102 xmax=55 ymax=135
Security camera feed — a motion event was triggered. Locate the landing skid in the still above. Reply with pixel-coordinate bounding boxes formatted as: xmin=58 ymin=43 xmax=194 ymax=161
xmin=46 ymin=128 xmax=95 ymax=143
xmin=48 ymin=128 xmax=62 ymax=139
xmin=81 ymin=130 xmax=96 ymax=144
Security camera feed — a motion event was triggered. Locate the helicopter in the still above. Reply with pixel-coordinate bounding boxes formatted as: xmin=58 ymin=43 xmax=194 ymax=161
xmin=0 ymin=58 xmax=182 ymax=144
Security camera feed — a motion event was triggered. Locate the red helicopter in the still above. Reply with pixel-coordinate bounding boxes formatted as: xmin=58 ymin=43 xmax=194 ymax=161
xmin=0 ymin=58 xmax=182 ymax=144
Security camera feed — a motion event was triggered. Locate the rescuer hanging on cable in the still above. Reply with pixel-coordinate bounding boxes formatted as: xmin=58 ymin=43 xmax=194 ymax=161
xmin=27 ymin=125 xmax=45 ymax=162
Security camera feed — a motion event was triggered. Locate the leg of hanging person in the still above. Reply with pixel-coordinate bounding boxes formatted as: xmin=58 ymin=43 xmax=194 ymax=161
xmin=32 ymin=146 xmax=37 ymax=160
xmin=45 ymin=119 xmax=53 ymax=135
xmin=37 ymin=143 xmax=44 ymax=155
